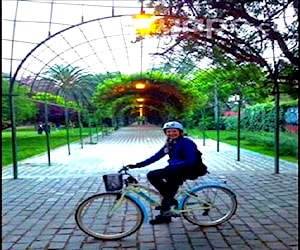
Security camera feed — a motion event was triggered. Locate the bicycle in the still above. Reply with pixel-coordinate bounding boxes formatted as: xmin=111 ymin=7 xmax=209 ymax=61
xmin=75 ymin=166 xmax=238 ymax=240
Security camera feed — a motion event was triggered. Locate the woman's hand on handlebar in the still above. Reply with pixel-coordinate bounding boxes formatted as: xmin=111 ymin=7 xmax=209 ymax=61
xmin=126 ymin=164 xmax=138 ymax=169
xmin=119 ymin=165 xmax=136 ymax=173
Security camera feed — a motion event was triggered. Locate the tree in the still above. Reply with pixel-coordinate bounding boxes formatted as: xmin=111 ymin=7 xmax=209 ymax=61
xmin=2 ymin=78 xmax=37 ymax=129
xmin=144 ymin=0 xmax=298 ymax=93
xmin=41 ymin=65 xmax=97 ymax=107
xmin=92 ymin=72 xmax=206 ymax=123
xmin=32 ymin=92 xmax=79 ymax=124
xmin=190 ymin=62 xmax=269 ymax=125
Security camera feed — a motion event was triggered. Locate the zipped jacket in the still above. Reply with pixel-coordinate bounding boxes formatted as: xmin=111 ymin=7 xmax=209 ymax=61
xmin=135 ymin=136 xmax=199 ymax=168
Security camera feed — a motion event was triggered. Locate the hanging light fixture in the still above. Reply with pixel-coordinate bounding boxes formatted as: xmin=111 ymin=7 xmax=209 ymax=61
xmin=136 ymin=98 xmax=145 ymax=102
xmin=135 ymin=82 xmax=146 ymax=89
xmin=132 ymin=0 xmax=168 ymax=38
xmin=132 ymin=11 xmax=159 ymax=37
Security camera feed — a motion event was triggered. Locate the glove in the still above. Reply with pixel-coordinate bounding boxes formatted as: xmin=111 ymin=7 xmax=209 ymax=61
xmin=127 ymin=164 xmax=138 ymax=169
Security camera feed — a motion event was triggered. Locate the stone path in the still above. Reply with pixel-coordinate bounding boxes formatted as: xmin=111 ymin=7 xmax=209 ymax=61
xmin=2 ymin=124 xmax=298 ymax=249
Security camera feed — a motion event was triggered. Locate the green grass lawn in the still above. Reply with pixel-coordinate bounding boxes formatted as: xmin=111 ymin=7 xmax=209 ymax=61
xmin=187 ymin=129 xmax=298 ymax=163
xmin=2 ymin=127 xmax=298 ymax=167
xmin=2 ymin=127 xmax=108 ymax=167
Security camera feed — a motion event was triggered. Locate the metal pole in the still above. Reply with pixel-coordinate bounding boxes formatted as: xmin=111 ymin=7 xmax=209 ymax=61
xmin=94 ymin=112 xmax=99 ymax=141
xmin=9 ymin=93 xmax=18 ymax=179
xmin=215 ymin=82 xmax=220 ymax=152
xmin=88 ymin=112 xmax=93 ymax=144
xmin=216 ymin=112 xmax=220 ymax=152
xmin=272 ymin=40 xmax=280 ymax=174
xmin=65 ymin=107 xmax=71 ymax=155
xmin=274 ymin=78 xmax=280 ymax=174
xmin=237 ymin=93 xmax=241 ymax=161
xmin=8 ymin=0 xmax=20 ymax=177
xmin=78 ymin=110 xmax=83 ymax=149
xmin=111 ymin=0 xmax=115 ymax=16
xmin=201 ymin=109 xmax=206 ymax=146
xmin=44 ymin=102 xmax=51 ymax=166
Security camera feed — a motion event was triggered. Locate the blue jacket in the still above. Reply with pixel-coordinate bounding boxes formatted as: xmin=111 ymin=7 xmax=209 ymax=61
xmin=136 ymin=136 xmax=200 ymax=168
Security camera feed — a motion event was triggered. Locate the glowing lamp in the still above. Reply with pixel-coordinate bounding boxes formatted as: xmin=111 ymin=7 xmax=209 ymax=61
xmin=139 ymin=107 xmax=143 ymax=116
xmin=135 ymin=82 xmax=146 ymax=89
xmin=132 ymin=13 xmax=158 ymax=36
xmin=136 ymin=98 xmax=145 ymax=102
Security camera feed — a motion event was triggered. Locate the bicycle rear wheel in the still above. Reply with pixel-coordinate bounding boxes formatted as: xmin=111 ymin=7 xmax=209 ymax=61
xmin=75 ymin=192 xmax=144 ymax=240
xmin=182 ymin=185 xmax=237 ymax=226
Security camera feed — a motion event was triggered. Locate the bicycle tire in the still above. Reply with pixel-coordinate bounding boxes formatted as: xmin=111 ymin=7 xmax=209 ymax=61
xmin=181 ymin=185 xmax=237 ymax=226
xmin=75 ymin=192 xmax=144 ymax=240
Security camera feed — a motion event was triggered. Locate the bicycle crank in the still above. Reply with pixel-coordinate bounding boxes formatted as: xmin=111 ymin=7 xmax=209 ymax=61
xmin=161 ymin=211 xmax=181 ymax=217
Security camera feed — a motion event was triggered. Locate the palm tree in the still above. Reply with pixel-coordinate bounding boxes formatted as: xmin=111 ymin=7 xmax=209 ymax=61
xmin=42 ymin=64 xmax=97 ymax=106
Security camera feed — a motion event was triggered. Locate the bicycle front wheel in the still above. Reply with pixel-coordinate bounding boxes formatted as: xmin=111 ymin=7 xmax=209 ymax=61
xmin=75 ymin=192 xmax=144 ymax=240
xmin=182 ymin=185 xmax=237 ymax=226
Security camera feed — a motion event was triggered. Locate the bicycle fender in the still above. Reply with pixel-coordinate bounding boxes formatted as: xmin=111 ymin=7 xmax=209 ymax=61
xmin=192 ymin=183 xmax=236 ymax=194
xmin=178 ymin=183 xmax=237 ymax=209
xmin=125 ymin=194 xmax=149 ymax=224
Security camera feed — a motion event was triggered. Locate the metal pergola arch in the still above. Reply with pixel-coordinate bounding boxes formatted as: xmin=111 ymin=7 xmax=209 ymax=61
xmin=2 ymin=0 xmax=292 ymax=179
xmin=6 ymin=13 xmax=212 ymax=179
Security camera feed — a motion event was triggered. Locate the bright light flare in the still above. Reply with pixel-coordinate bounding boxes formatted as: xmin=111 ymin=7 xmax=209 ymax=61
xmin=136 ymin=98 xmax=145 ymax=102
xmin=135 ymin=82 xmax=146 ymax=89
xmin=132 ymin=13 xmax=160 ymax=36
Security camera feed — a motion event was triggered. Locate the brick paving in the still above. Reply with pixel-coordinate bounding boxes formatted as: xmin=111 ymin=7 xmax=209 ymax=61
xmin=2 ymin=124 xmax=298 ymax=250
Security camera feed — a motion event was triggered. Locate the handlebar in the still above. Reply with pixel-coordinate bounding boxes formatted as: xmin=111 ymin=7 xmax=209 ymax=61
xmin=118 ymin=165 xmax=130 ymax=173
xmin=118 ymin=166 xmax=139 ymax=185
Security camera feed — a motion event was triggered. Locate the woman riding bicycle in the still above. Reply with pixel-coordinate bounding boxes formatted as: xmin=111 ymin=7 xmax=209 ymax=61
xmin=127 ymin=121 xmax=207 ymax=225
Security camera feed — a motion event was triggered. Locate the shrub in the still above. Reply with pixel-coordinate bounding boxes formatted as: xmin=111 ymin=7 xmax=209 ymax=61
xmin=222 ymin=116 xmax=238 ymax=130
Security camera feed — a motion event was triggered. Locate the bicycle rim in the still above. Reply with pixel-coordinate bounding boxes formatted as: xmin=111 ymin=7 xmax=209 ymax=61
xmin=182 ymin=185 xmax=237 ymax=226
xmin=75 ymin=193 xmax=144 ymax=240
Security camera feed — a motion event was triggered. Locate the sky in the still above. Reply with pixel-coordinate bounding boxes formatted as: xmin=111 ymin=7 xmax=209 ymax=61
xmin=2 ymin=0 xmax=294 ymax=80
xmin=2 ymin=0 xmax=172 ymax=78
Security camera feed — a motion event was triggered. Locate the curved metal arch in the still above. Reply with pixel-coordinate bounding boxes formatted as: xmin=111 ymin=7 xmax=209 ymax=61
xmin=7 ymin=14 xmax=141 ymax=179
xmin=31 ymin=32 xmax=125 ymax=85
xmin=9 ymin=14 xmax=136 ymax=95
xmin=6 ymin=12 xmax=208 ymax=178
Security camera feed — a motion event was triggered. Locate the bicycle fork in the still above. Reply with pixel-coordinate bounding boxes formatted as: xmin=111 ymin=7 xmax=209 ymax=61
xmin=107 ymin=193 xmax=123 ymax=218
xmin=107 ymin=191 xmax=150 ymax=223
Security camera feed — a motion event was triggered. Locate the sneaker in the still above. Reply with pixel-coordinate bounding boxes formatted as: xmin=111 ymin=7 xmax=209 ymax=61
xmin=149 ymin=214 xmax=172 ymax=225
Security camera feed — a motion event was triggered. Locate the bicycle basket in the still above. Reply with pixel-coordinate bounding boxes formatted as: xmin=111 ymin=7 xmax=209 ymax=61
xmin=103 ymin=173 xmax=123 ymax=191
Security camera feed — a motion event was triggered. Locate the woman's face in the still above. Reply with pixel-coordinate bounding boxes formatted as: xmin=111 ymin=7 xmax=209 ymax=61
xmin=165 ymin=128 xmax=181 ymax=139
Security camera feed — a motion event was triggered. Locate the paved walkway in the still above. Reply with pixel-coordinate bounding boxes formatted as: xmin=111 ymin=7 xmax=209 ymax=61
xmin=2 ymin=124 xmax=298 ymax=249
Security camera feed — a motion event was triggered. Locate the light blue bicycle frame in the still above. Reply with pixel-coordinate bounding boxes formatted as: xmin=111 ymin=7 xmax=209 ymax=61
xmin=117 ymin=181 xmax=236 ymax=224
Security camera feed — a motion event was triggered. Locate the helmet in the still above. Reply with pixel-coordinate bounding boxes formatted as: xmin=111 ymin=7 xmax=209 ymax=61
xmin=162 ymin=121 xmax=184 ymax=131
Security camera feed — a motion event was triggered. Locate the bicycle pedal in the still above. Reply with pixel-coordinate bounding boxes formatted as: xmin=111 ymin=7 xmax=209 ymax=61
xmin=202 ymin=209 xmax=210 ymax=216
